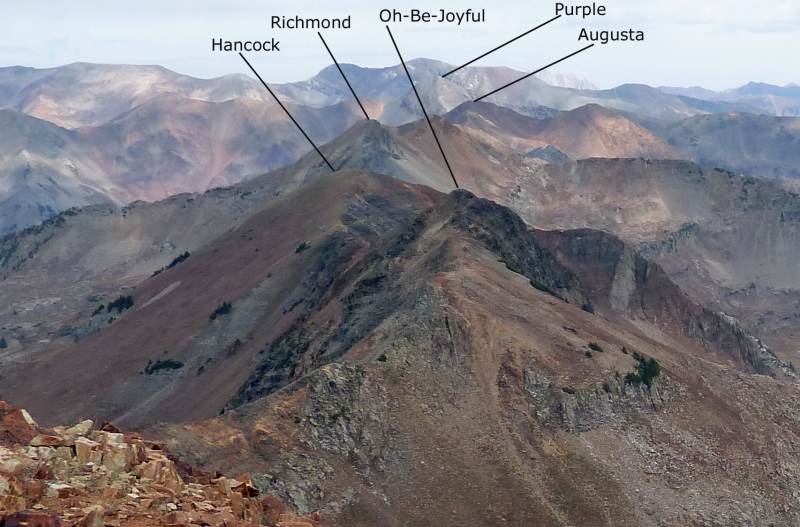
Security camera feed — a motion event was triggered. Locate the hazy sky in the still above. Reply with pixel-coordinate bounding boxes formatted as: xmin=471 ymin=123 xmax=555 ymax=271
xmin=2 ymin=0 xmax=799 ymax=89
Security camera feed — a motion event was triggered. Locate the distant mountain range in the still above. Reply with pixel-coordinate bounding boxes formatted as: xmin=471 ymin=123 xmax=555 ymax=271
xmin=1 ymin=60 xmax=799 ymax=233
xmin=659 ymin=82 xmax=800 ymax=116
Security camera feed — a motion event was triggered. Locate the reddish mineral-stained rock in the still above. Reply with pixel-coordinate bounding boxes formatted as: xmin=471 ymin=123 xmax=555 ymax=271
xmin=0 ymin=399 xmax=329 ymax=527
xmin=3 ymin=510 xmax=62 ymax=527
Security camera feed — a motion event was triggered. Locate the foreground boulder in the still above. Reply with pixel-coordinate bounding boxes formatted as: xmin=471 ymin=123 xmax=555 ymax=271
xmin=0 ymin=400 xmax=327 ymax=527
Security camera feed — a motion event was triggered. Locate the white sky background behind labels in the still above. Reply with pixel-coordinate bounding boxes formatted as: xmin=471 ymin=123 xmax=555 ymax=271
xmin=2 ymin=0 xmax=799 ymax=90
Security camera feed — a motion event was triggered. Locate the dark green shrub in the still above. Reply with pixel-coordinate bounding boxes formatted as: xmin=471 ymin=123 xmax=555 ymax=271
xmin=581 ymin=304 xmax=595 ymax=314
xmin=638 ymin=356 xmax=661 ymax=386
xmin=625 ymin=355 xmax=661 ymax=386
xmin=530 ymin=279 xmax=556 ymax=296
xmin=167 ymin=251 xmax=190 ymax=269
xmin=107 ymin=295 xmax=133 ymax=314
xmin=498 ymin=257 xmax=522 ymax=275
xmin=377 ymin=353 xmax=388 ymax=362
xmin=152 ymin=251 xmax=191 ymax=276
xmin=621 ymin=346 xmax=628 ymax=355
xmin=562 ymin=386 xmax=576 ymax=395
xmin=0 ymin=336 xmax=6 ymax=349
xmin=210 ymin=301 xmax=232 ymax=320
xmin=92 ymin=304 xmax=105 ymax=316
xmin=585 ymin=350 xmax=593 ymax=358
xmin=602 ymin=382 xmax=611 ymax=393
xmin=144 ymin=359 xmax=184 ymax=374
xmin=295 ymin=242 xmax=310 ymax=254
xmin=588 ymin=342 xmax=604 ymax=353
xmin=625 ymin=372 xmax=642 ymax=384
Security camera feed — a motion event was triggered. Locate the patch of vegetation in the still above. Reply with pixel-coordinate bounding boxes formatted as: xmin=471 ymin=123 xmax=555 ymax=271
xmin=585 ymin=350 xmax=593 ymax=358
xmin=143 ymin=359 xmax=184 ymax=374
xmin=602 ymin=382 xmax=611 ymax=393
xmin=530 ymin=279 xmax=556 ymax=296
xmin=625 ymin=354 xmax=662 ymax=386
xmin=152 ymin=251 xmax=191 ymax=276
xmin=0 ymin=336 xmax=6 ymax=349
xmin=621 ymin=346 xmax=628 ymax=355
xmin=499 ymin=257 xmax=523 ymax=275
xmin=581 ymin=303 xmax=595 ymax=314
xmin=377 ymin=353 xmax=388 ymax=362
xmin=588 ymin=342 xmax=604 ymax=353
xmin=295 ymin=242 xmax=310 ymax=254
xmin=107 ymin=295 xmax=133 ymax=314
xmin=92 ymin=304 xmax=105 ymax=316
xmin=210 ymin=301 xmax=232 ymax=320
xmin=167 ymin=251 xmax=190 ymax=269
xmin=562 ymin=386 xmax=576 ymax=395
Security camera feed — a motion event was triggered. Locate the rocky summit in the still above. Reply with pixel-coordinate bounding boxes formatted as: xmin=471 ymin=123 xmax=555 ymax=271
xmin=0 ymin=399 xmax=328 ymax=527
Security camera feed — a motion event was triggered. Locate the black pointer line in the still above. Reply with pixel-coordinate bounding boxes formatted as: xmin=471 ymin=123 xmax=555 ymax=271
xmin=475 ymin=44 xmax=594 ymax=102
xmin=239 ymin=52 xmax=335 ymax=172
xmin=318 ymin=32 xmax=370 ymax=120
xmin=442 ymin=14 xmax=562 ymax=78
xmin=386 ymin=26 xmax=459 ymax=189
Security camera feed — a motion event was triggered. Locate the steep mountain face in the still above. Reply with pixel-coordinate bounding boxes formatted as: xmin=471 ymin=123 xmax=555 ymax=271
xmin=0 ymin=171 xmax=443 ymax=426
xmin=633 ymin=112 xmax=800 ymax=179
xmin=0 ymin=110 xmax=119 ymax=233
xmin=78 ymin=95 xmax=376 ymax=200
xmin=535 ymin=228 xmax=777 ymax=375
xmin=0 ymin=95 xmax=375 ymax=233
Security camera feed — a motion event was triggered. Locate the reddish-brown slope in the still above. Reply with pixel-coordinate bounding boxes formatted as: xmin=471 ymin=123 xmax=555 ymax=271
xmin=445 ymin=102 xmax=685 ymax=160
xmin=145 ymin=194 xmax=800 ymax=525
xmin=0 ymin=171 xmax=440 ymax=427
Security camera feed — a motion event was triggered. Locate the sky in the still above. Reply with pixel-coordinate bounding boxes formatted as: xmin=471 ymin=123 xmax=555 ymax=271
xmin=2 ymin=0 xmax=799 ymax=90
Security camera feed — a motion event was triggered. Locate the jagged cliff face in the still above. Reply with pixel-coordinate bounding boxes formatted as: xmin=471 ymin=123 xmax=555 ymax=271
xmin=536 ymin=228 xmax=784 ymax=377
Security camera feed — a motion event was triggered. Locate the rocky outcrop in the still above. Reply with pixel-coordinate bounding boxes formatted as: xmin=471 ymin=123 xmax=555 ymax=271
xmin=524 ymin=368 xmax=668 ymax=434
xmin=0 ymin=400 xmax=327 ymax=527
xmin=537 ymin=228 xmax=775 ymax=374
xmin=442 ymin=190 xmax=593 ymax=308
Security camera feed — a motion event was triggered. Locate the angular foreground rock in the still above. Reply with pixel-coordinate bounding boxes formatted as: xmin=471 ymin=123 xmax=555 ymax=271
xmin=0 ymin=400 xmax=327 ymax=527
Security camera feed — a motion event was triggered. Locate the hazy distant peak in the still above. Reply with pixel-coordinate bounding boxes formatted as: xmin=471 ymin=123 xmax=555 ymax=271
xmin=404 ymin=58 xmax=454 ymax=74
xmin=534 ymin=71 xmax=598 ymax=90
